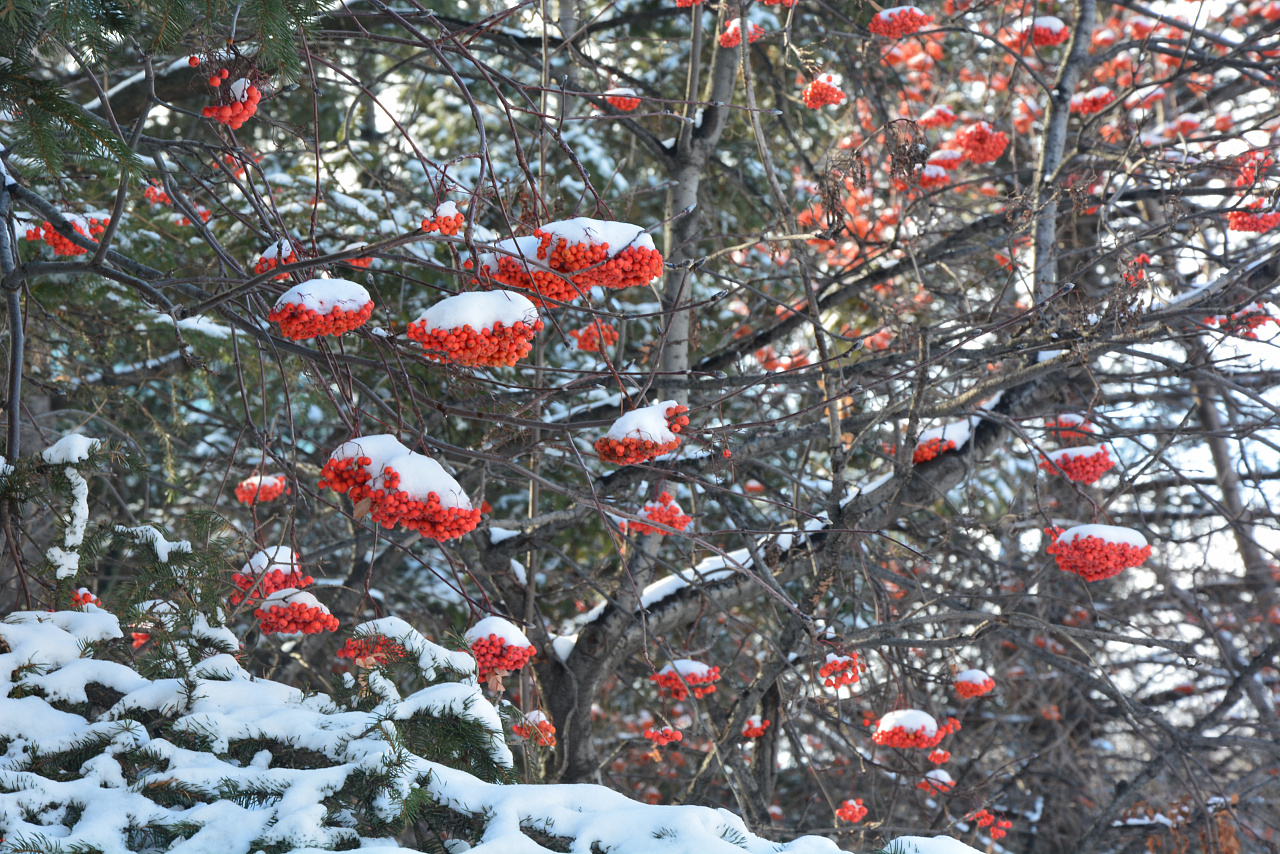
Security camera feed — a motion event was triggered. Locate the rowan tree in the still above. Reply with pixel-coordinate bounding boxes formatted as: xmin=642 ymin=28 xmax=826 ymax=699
xmin=1 ymin=0 xmax=1279 ymax=851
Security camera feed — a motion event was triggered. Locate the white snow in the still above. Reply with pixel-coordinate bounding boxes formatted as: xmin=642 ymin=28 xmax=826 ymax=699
xmin=605 ymin=87 xmax=637 ymax=97
xmin=330 ymin=434 xmax=411 ymax=475
xmin=659 ymin=659 xmax=714 ymax=679
xmin=46 ymin=546 xmax=80 ymax=579
xmin=925 ymin=769 xmax=954 ymax=786
xmin=920 ymin=105 xmax=955 ymax=123
xmin=415 ymin=290 xmax=539 ymax=331
xmin=465 ymin=615 xmax=531 ymax=648
xmin=878 ymin=5 xmax=927 ymax=19
xmin=956 ymin=668 xmax=990 ymax=685
xmin=273 ymin=278 xmax=371 ymax=313
xmin=42 ymin=434 xmax=101 ymax=464
xmin=259 ymin=238 xmax=293 ymax=261
xmin=229 ymin=77 xmax=253 ymax=103
xmin=525 ymin=709 xmax=550 ymax=725
xmin=241 ymin=545 xmax=299 ymax=575
xmin=372 ymin=452 xmax=472 ymax=509
xmin=1045 ymin=444 xmax=1110 ymax=463
xmin=1032 ymin=15 xmax=1065 ymax=31
xmin=916 ymin=419 xmax=973 ymax=450
xmin=606 ymin=400 xmax=680 ymax=443
xmin=876 ymin=708 xmax=938 ymax=736
xmin=1055 ymin=524 xmax=1148 ymax=549
xmin=537 ymin=217 xmax=656 ymax=257
xmin=116 ymin=525 xmax=193 ymax=563
xmin=261 ymin=587 xmax=327 ymax=611
xmin=890 ymin=836 xmax=984 ymax=854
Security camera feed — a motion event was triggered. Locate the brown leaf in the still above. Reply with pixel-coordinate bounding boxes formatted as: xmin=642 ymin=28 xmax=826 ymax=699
xmin=353 ymin=497 xmax=373 ymax=519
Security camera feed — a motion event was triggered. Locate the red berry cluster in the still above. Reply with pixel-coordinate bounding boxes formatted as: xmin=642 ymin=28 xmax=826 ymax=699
xmin=1070 ymin=87 xmax=1116 ymax=114
xmin=71 ymin=588 xmax=101 ymax=609
xmin=1032 ymin=19 xmax=1070 ymax=45
xmin=1205 ymin=302 xmax=1280 ymax=339
xmin=255 ymin=249 xmax=298 ymax=281
xmin=336 ymin=635 xmax=406 ymax=667
xmin=345 ymin=256 xmax=373 ymax=269
xmin=1234 ymin=151 xmax=1273 ymax=187
xmin=175 ymin=206 xmax=212 ymax=227
xmin=868 ymin=6 xmax=934 ymax=37
xmin=230 ymin=565 xmax=313 ymax=606
xmin=25 ymin=219 xmax=105 ymax=256
xmin=741 ymin=716 xmax=771 ymax=738
xmin=406 ymin=318 xmax=544 ymax=367
xmin=820 ymin=652 xmax=860 ymax=688
xmin=872 ymin=716 xmax=959 ymax=749
xmin=513 ymin=715 xmax=557 ymax=746
xmin=1045 ymin=527 xmax=1152 ymax=581
xmin=202 ymin=74 xmax=262 ymax=130
xmin=918 ymin=105 xmax=957 ymax=127
xmin=651 ymin=663 xmax=721 ymax=701
xmin=719 ymin=20 xmax=766 ymax=48
xmin=1039 ymin=447 xmax=1115 ymax=484
xmin=234 ymin=474 xmax=289 ymax=505
xmin=595 ymin=405 xmax=689 ymax=465
xmin=569 ymin=320 xmax=619 ymax=352
xmin=928 ymin=748 xmax=951 ymax=764
xmin=802 ymin=78 xmax=847 ymax=109
xmin=363 ymin=465 xmax=482 ymax=540
xmin=917 ymin=774 xmax=955 ymax=794
xmin=624 ymin=491 xmax=692 ymax=536
xmin=255 ymin=599 xmax=339 ymax=634
xmin=469 ymin=633 xmax=536 ymax=681
xmin=268 ymin=300 xmax=374 ymax=340
xmin=1045 ymin=416 xmax=1094 ymax=443
xmin=319 ymin=454 xmax=376 ymax=501
xmin=605 ymin=92 xmax=642 ymax=111
xmin=477 ymin=232 xmax=664 ymax=305
xmin=969 ymin=810 xmax=1013 ymax=839
xmin=422 ymin=211 xmax=466 ymax=235
xmin=913 ymin=437 xmax=956 ymax=464
xmin=955 ymin=122 xmax=1010 ymax=163
xmin=836 ymin=799 xmax=868 ymax=823
xmin=644 ymin=726 xmax=683 ymax=745
xmin=143 ymin=181 xmax=171 ymax=205
xmin=918 ymin=165 xmax=950 ymax=189
xmin=1227 ymin=201 xmax=1280 ymax=232
xmin=955 ymin=675 xmax=996 ymax=698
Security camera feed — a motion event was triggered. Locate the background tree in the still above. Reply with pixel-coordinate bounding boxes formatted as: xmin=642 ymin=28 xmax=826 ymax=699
xmin=1 ymin=0 xmax=1279 ymax=850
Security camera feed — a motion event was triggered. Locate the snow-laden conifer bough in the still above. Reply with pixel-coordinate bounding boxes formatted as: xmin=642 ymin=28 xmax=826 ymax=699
xmin=651 ymin=658 xmax=721 ymax=700
xmin=269 ymin=278 xmax=374 ymax=340
xmin=470 ymin=217 xmax=664 ymax=305
xmin=406 ymin=291 xmax=543 ymax=367
xmin=318 ymin=435 xmax=481 ymax=540
xmin=1045 ymin=524 xmax=1152 ymax=581
xmin=0 ymin=606 xmax=993 ymax=854
xmin=595 ymin=400 xmax=690 ymax=465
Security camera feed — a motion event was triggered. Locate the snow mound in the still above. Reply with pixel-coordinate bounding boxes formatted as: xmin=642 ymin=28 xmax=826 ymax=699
xmin=274 ymin=278 xmax=371 ymax=314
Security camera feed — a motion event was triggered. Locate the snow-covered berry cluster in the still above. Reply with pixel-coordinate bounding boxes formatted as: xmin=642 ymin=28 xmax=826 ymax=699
xmin=605 ymin=88 xmax=641 ymax=111
xmin=719 ymin=19 xmax=766 ymax=47
xmin=1227 ymin=200 xmax=1280 ymax=232
xmin=871 ymin=709 xmax=959 ymax=749
xmin=651 ymin=659 xmax=721 ymax=700
xmin=623 ymin=491 xmax=692 ymax=536
xmin=234 ymin=474 xmax=289 ymax=505
xmin=917 ymin=164 xmax=950 ymax=189
xmin=569 ymin=320 xmax=619 ymax=352
xmin=70 ymin=588 xmax=101 ymax=609
xmin=819 ymin=652 xmax=859 ymax=688
xmin=25 ymin=217 xmax=105 ymax=256
xmin=254 ymin=590 xmax=339 ymax=635
xmin=836 ymin=799 xmax=868 ymax=823
xmin=802 ymin=75 xmax=847 ymax=109
xmin=1039 ymin=445 xmax=1115 ymax=484
xmin=254 ymin=240 xmax=298 ymax=281
xmin=230 ymin=547 xmax=313 ymax=606
xmin=1070 ymin=86 xmax=1116 ymax=114
xmin=868 ymin=6 xmax=934 ymax=37
xmin=422 ymin=201 xmax=466 ymax=235
xmin=319 ymin=435 xmax=481 ymax=540
xmin=472 ymin=218 xmax=664 ymax=305
xmin=595 ymin=402 xmax=689 ymax=465
xmin=1031 ymin=15 xmax=1070 ymax=45
xmin=917 ymin=769 xmax=955 ymax=795
xmin=955 ymin=121 xmax=1010 ymax=163
xmin=918 ymin=104 xmax=957 ymax=128
xmin=269 ymin=278 xmax=374 ymax=340
xmin=407 ymin=291 xmax=543 ymax=367
xmin=466 ymin=616 xmax=537 ymax=681
xmin=143 ymin=181 xmax=171 ymax=205
xmin=336 ymin=634 xmax=406 ymax=667
xmin=928 ymin=748 xmax=951 ymax=764
xmin=741 ymin=715 xmax=771 ymax=738
xmin=513 ymin=710 xmax=557 ymax=746
xmin=644 ymin=726 xmax=683 ymax=745
xmin=202 ymin=76 xmax=261 ymax=130
xmin=954 ymin=668 xmax=996 ymax=698
xmin=1045 ymin=524 xmax=1151 ymax=581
